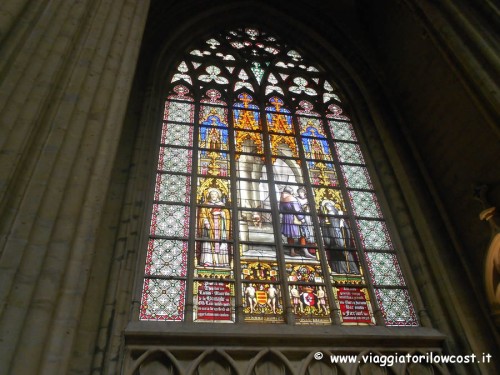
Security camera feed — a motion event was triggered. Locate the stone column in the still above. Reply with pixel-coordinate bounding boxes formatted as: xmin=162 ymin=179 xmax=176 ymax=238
xmin=408 ymin=0 xmax=500 ymax=136
xmin=0 ymin=1 xmax=150 ymax=374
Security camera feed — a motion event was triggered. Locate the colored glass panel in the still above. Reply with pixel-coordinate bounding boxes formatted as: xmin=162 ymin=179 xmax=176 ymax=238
xmin=164 ymin=101 xmax=194 ymax=123
xmin=155 ymin=173 xmax=191 ymax=203
xmin=240 ymin=244 xmax=278 ymax=261
xmin=201 ymin=90 xmax=227 ymax=106
xmin=195 ymin=240 xmax=232 ymax=268
xmin=356 ymin=220 xmax=393 ymax=250
xmin=233 ymin=110 xmax=260 ymax=130
xmin=199 ymin=120 xmax=229 ymax=150
xmin=289 ymin=77 xmax=317 ymax=96
xmin=157 ymin=147 xmax=193 ymax=173
xmin=237 ymin=179 xmax=271 ymax=209
xmin=239 ymin=209 xmax=275 ymax=243
xmin=327 ymin=104 xmax=350 ymax=120
xmin=282 ymin=215 xmax=318 ymax=257
xmin=200 ymin=104 xmax=228 ymax=122
xmin=298 ymin=116 xmax=325 ymax=135
xmin=161 ymin=122 xmax=193 ymax=146
xmin=334 ymin=287 xmax=375 ymax=325
xmin=140 ymin=278 xmax=186 ymax=321
xmin=235 ymin=155 xmax=267 ymax=180
xmin=334 ymin=142 xmax=365 ymax=164
xmin=198 ymin=151 xmax=230 ymax=176
xmin=286 ymin=264 xmax=323 ymax=282
xmin=308 ymin=162 xmax=338 ymax=186
xmin=270 ymin=135 xmax=299 ymax=157
xmin=196 ymin=178 xmax=231 ymax=206
xmin=145 ymin=239 xmax=188 ymax=277
xmin=198 ymin=65 xmax=229 ymax=84
xmin=272 ymin=158 xmax=303 ymax=183
xmin=241 ymin=263 xmax=284 ymax=322
xmin=242 ymin=283 xmax=284 ymax=322
xmin=235 ymin=81 xmax=254 ymax=92
xmin=250 ymin=61 xmax=264 ymax=84
xmin=278 ymin=185 xmax=318 ymax=255
xmin=325 ymin=249 xmax=361 ymax=275
xmin=234 ymin=93 xmax=259 ymax=120
xmin=150 ymin=204 xmax=190 ymax=237
xmin=365 ymin=252 xmax=406 ymax=286
xmin=296 ymin=100 xmax=320 ymax=117
xmin=235 ymin=131 xmax=264 ymax=154
xmin=348 ymin=191 xmax=382 ymax=218
xmin=171 ymin=73 xmax=192 ymax=85
xmin=290 ymin=284 xmax=331 ymax=324
xmin=312 ymin=187 xmax=345 ymax=211
xmin=195 ymin=180 xmax=232 ymax=268
xmin=265 ymin=85 xmax=284 ymax=96
xmin=302 ymin=136 xmax=332 ymax=162
xmin=194 ymin=280 xmax=235 ymax=322
xmin=266 ymin=110 xmax=294 ymax=134
xmin=328 ymin=120 xmax=357 ymax=142
xmin=375 ymin=288 xmax=418 ymax=326
xmin=241 ymin=261 xmax=280 ymax=281
xmin=340 ymin=165 xmax=373 ymax=189
xmin=266 ymin=97 xmax=293 ymax=134
xmin=283 ymin=244 xmax=318 ymax=261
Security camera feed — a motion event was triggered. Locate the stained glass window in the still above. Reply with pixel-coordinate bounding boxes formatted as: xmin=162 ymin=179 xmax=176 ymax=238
xmin=139 ymin=27 xmax=418 ymax=327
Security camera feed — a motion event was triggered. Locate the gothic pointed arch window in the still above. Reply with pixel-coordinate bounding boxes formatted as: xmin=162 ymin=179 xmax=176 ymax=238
xmin=139 ymin=27 xmax=418 ymax=327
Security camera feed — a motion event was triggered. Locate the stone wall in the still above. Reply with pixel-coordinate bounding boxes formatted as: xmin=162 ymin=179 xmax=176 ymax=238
xmin=0 ymin=1 xmax=150 ymax=374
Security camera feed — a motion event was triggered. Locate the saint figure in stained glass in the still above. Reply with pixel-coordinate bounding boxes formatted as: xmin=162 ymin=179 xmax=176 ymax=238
xmin=198 ymin=188 xmax=231 ymax=267
xmin=279 ymin=186 xmax=312 ymax=258
xmin=320 ymin=199 xmax=359 ymax=274
xmin=296 ymin=187 xmax=316 ymax=258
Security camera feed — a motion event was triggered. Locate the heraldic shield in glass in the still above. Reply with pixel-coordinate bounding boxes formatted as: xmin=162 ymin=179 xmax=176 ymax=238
xmin=139 ymin=27 xmax=418 ymax=327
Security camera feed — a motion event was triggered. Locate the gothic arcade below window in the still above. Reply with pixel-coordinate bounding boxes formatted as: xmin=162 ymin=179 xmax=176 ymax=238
xmin=139 ymin=27 xmax=418 ymax=326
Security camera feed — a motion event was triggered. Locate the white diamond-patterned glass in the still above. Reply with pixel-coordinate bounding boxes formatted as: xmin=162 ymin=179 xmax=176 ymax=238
xmin=365 ymin=252 xmax=405 ymax=286
xmin=328 ymin=120 xmax=357 ymax=142
xmin=164 ymin=101 xmax=194 ymax=123
xmin=150 ymin=204 xmax=190 ymax=237
xmin=356 ymin=220 xmax=393 ymax=250
xmin=155 ymin=174 xmax=191 ymax=203
xmin=161 ymin=123 xmax=193 ymax=146
xmin=349 ymin=191 xmax=382 ymax=218
xmin=340 ymin=165 xmax=373 ymax=190
xmin=140 ymin=279 xmax=186 ymax=321
xmin=375 ymin=288 xmax=418 ymax=326
xmin=335 ymin=142 xmax=365 ymax=164
xmin=145 ymin=239 xmax=188 ymax=277
xmin=158 ymin=147 xmax=192 ymax=173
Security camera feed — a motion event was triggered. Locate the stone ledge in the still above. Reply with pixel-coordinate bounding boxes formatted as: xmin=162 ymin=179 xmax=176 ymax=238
xmin=125 ymin=321 xmax=446 ymax=348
